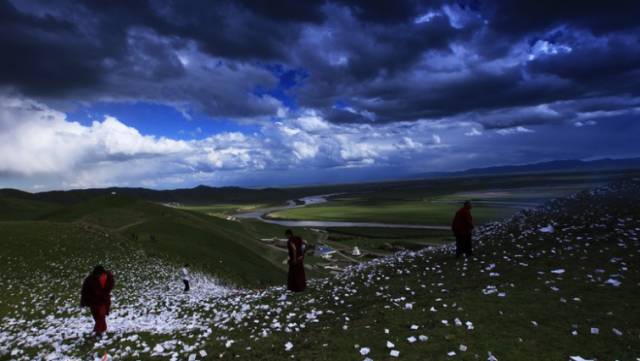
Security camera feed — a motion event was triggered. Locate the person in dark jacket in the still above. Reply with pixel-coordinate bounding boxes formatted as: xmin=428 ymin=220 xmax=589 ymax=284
xmin=451 ymin=201 xmax=474 ymax=258
xmin=285 ymin=229 xmax=306 ymax=292
xmin=181 ymin=264 xmax=190 ymax=292
xmin=81 ymin=265 xmax=114 ymax=336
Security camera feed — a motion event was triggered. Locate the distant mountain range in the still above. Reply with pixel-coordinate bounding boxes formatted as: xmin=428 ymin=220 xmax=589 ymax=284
xmin=2 ymin=157 xmax=639 ymax=205
xmin=411 ymin=157 xmax=640 ymax=179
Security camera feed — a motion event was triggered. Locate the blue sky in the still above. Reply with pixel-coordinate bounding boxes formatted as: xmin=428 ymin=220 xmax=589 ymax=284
xmin=0 ymin=0 xmax=639 ymax=190
xmin=66 ymin=102 xmax=261 ymax=141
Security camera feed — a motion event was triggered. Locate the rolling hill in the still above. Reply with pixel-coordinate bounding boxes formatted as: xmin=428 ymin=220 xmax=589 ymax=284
xmin=0 ymin=192 xmax=294 ymax=287
xmin=0 ymin=178 xmax=638 ymax=360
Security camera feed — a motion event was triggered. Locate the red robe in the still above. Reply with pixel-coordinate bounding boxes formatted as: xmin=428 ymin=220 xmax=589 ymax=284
xmin=287 ymin=236 xmax=306 ymax=292
xmin=451 ymin=207 xmax=474 ymax=236
xmin=81 ymin=271 xmax=114 ymax=334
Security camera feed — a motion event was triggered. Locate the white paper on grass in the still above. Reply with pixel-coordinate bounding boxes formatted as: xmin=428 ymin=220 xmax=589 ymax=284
xmin=539 ymin=225 xmax=554 ymax=233
xmin=359 ymin=347 xmax=370 ymax=356
xmin=404 ymin=303 xmax=413 ymax=310
xmin=605 ymin=278 xmax=621 ymax=287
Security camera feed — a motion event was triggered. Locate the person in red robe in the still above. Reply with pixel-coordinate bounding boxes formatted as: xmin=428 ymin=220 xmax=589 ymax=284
xmin=451 ymin=200 xmax=474 ymax=258
xmin=285 ymin=229 xmax=306 ymax=292
xmin=81 ymin=265 xmax=114 ymax=336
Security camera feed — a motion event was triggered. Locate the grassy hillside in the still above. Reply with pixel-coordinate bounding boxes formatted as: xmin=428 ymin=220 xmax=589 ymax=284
xmin=192 ymin=178 xmax=639 ymax=360
xmin=1 ymin=191 xmax=329 ymax=287
xmin=0 ymin=220 xmax=231 ymax=361
xmin=1 ymin=178 xmax=638 ymax=360
xmin=0 ymin=195 xmax=61 ymax=220
xmin=40 ymin=194 xmax=294 ymax=286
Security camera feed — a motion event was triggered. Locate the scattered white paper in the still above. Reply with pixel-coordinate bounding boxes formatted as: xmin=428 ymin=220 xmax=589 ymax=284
xmin=405 ymin=303 xmax=413 ymax=310
xmin=605 ymin=278 xmax=621 ymax=287
xmin=539 ymin=225 xmax=554 ymax=233
xmin=570 ymin=357 xmax=594 ymax=361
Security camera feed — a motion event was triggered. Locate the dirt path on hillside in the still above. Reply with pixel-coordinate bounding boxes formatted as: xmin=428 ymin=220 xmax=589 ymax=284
xmin=114 ymin=219 xmax=148 ymax=232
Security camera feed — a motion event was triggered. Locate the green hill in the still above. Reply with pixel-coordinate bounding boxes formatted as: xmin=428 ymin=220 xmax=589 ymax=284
xmin=1 ymin=179 xmax=638 ymax=360
xmin=192 ymin=179 xmax=639 ymax=360
xmin=0 ymin=195 xmax=61 ymax=220
xmin=40 ymin=194 xmax=294 ymax=286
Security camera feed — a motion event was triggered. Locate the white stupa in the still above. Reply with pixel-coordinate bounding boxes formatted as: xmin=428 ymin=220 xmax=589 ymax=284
xmin=352 ymin=246 xmax=362 ymax=257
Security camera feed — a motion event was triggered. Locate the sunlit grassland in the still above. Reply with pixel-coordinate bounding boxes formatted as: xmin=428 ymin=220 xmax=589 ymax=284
xmin=177 ymin=203 xmax=269 ymax=218
xmin=267 ymin=199 xmax=515 ymax=225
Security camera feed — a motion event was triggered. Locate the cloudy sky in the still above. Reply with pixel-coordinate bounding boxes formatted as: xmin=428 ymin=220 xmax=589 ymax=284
xmin=1 ymin=0 xmax=639 ymax=190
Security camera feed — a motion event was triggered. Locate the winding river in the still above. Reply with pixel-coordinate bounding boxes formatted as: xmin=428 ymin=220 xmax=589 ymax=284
xmin=236 ymin=194 xmax=450 ymax=230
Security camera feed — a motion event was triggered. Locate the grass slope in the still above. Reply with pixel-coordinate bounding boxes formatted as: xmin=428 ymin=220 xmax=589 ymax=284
xmin=197 ymin=179 xmax=639 ymax=360
xmin=1 ymin=179 xmax=638 ymax=360
xmin=0 ymin=196 xmax=61 ymax=221
xmin=43 ymin=195 xmax=291 ymax=287
xmin=0 ymin=221 xmax=229 ymax=360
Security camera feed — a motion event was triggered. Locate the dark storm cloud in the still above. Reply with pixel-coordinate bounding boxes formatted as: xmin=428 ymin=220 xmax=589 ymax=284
xmin=0 ymin=0 xmax=104 ymax=94
xmin=1 ymin=0 xmax=639 ymax=125
xmin=485 ymin=0 xmax=640 ymax=36
xmin=526 ymin=34 xmax=640 ymax=97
